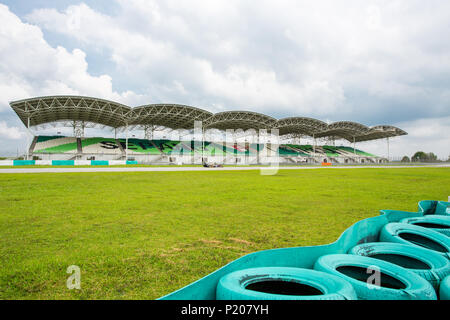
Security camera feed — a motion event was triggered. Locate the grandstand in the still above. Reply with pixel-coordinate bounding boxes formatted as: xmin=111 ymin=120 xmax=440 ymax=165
xmin=10 ymin=96 xmax=408 ymax=165
xmin=27 ymin=135 xmax=381 ymax=164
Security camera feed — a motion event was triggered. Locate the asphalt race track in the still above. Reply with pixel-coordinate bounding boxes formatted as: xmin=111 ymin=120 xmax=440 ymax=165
xmin=1 ymin=164 xmax=449 ymax=174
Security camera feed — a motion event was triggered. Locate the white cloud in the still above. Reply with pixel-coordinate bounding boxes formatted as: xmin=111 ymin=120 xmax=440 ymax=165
xmin=24 ymin=1 xmax=349 ymax=113
xmin=0 ymin=3 xmax=140 ymax=110
xmin=24 ymin=1 xmax=450 ymax=121
xmin=0 ymin=121 xmax=26 ymax=139
xmin=357 ymin=116 xmax=450 ymax=159
xmin=0 ymin=1 xmax=449 ymax=158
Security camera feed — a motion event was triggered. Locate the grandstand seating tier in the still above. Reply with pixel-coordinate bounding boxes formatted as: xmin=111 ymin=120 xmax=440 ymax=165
xmin=31 ymin=136 xmax=378 ymax=159
xmin=81 ymin=137 xmax=122 ymax=155
xmin=33 ymin=136 xmax=78 ymax=154
xmin=118 ymin=138 xmax=162 ymax=155
xmin=336 ymin=146 xmax=375 ymax=157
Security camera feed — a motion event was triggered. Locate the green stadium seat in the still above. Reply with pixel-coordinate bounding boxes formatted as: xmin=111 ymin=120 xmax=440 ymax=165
xmin=81 ymin=137 xmax=122 ymax=154
xmin=337 ymin=146 xmax=375 ymax=157
xmin=120 ymin=138 xmax=162 ymax=155
xmin=31 ymin=136 xmax=378 ymax=159
xmin=33 ymin=136 xmax=78 ymax=154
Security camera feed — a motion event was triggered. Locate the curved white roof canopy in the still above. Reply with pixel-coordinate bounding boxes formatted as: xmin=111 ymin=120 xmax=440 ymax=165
xmin=10 ymin=96 xmax=407 ymax=141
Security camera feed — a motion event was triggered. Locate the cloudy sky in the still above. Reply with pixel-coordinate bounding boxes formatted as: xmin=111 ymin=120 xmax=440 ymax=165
xmin=0 ymin=0 xmax=449 ymax=159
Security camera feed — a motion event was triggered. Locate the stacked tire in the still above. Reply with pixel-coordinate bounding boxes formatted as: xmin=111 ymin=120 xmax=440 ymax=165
xmin=216 ymin=203 xmax=450 ymax=300
xmin=216 ymin=267 xmax=358 ymax=300
xmin=440 ymin=275 xmax=450 ymax=300
xmin=348 ymin=242 xmax=449 ymax=290
xmin=400 ymin=216 xmax=450 ymax=237
xmin=313 ymin=254 xmax=437 ymax=300
xmin=379 ymin=223 xmax=450 ymax=259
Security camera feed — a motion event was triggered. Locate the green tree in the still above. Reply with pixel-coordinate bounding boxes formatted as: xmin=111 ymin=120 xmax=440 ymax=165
xmin=401 ymin=156 xmax=410 ymax=162
xmin=426 ymin=152 xmax=438 ymax=162
xmin=411 ymin=151 xmax=427 ymax=162
xmin=412 ymin=151 xmax=439 ymax=162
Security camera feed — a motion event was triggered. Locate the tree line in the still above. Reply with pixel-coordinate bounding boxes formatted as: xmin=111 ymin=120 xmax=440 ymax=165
xmin=401 ymin=151 xmax=448 ymax=163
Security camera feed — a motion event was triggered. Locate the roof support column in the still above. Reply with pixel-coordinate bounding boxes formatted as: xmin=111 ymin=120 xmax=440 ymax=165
xmin=26 ymin=116 xmax=30 ymax=161
xmin=73 ymin=121 xmax=85 ymax=138
xmin=387 ymin=137 xmax=390 ymax=162
xmin=256 ymin=130 xmax=260 ymax=165
xmin=144 ymin=125 xmax=154 ymax=140
xmin=233 ymin=130 xmax=238 ymax=164
xmin=125 ymin=124 xmax=129 ymax=160
xmin=313 ymin=134 xmax=316 ymax=159
xmin=202 ymin=128 xmax=205 ymax=164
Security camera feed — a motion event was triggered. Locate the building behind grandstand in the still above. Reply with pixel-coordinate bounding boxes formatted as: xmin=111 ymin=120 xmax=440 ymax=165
xmin=9 ymin=96 xmax=407 ymax=165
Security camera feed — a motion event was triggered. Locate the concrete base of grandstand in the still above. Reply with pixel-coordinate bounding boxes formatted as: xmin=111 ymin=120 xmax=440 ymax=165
xmin=10 ymin=154 xmax=387 ymax=166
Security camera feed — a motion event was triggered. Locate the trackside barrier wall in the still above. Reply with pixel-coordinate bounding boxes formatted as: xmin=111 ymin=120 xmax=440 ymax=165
xmin=0 ymin=160 xmax=137 ymax=166
xmin=159 ymin=207 xmax=434 ymax=300
xmin=13 ymin=160 xmax=35 ymax=166
xmin=108 ymin=160 xmax=126 ymax=166
xmin=0 ymin=160 xmax=13 ymax=166
xmin=35 ymin=160 xmax=52 ymax=165
xmin=91 ymin=160 xmax=109 ymax=166
xmin=74 ymin=160 xmax=91 ymax=166
xmin=52 ymin=160 xmax=75 ymax=166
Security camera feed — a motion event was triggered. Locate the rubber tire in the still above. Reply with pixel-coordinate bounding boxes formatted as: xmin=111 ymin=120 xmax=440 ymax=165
xmin=439 ymin=275 xmax=450 ymax=300
xmin=435 ymin=201 xmax=450 ymax=216
xmin=349 ymin=242 xmax=450 ymax=290
xmin=216 ymin=267 xmax=357 ymax=300
xmin=314 ymin=254 xmax=437 ymax=300
xmin=400 ymin=216 xmax=450 ymax=237
xmin=380 ymin=223 xmax=450 ymax=259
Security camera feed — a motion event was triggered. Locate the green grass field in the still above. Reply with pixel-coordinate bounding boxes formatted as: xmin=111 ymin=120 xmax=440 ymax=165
xmin=0 ymin=167 xmax=449 ymax=299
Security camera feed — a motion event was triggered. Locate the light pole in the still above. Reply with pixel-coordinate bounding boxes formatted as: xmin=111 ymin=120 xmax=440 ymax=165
xmin=387 ymin=137 xmax=390 ymax=162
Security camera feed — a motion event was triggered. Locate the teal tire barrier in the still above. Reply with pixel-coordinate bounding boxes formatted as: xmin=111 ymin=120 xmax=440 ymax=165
xmin=380 ymin=223 xmax=450 ymax=259
xmin=419 ymin=200 xmax=450 ymax=216
xmin=314 ymin=254 xmax=437 ymax=300
xmin=91 ymin=160 xmax=109 ymax=166
xmin=349 ymin=242 xmax=450 ymax=290
xmin=439 ymin=275 xmax=450 ymax=300
xmin=159 ymin=199 xmax=449 ymax=300
xmin=400 ymin=216 xmax=450 ymax=237
xmin=52 ymin=160 xmax=75 ymax=166
xmin=13 ymin=160 xmax=35 ymax=166
xmin=216 ymin=267 xmax=357 ymax=300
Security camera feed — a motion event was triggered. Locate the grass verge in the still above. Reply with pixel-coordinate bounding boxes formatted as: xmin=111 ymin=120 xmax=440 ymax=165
xmin=0 ymin=167 xmax=449 ymax=299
